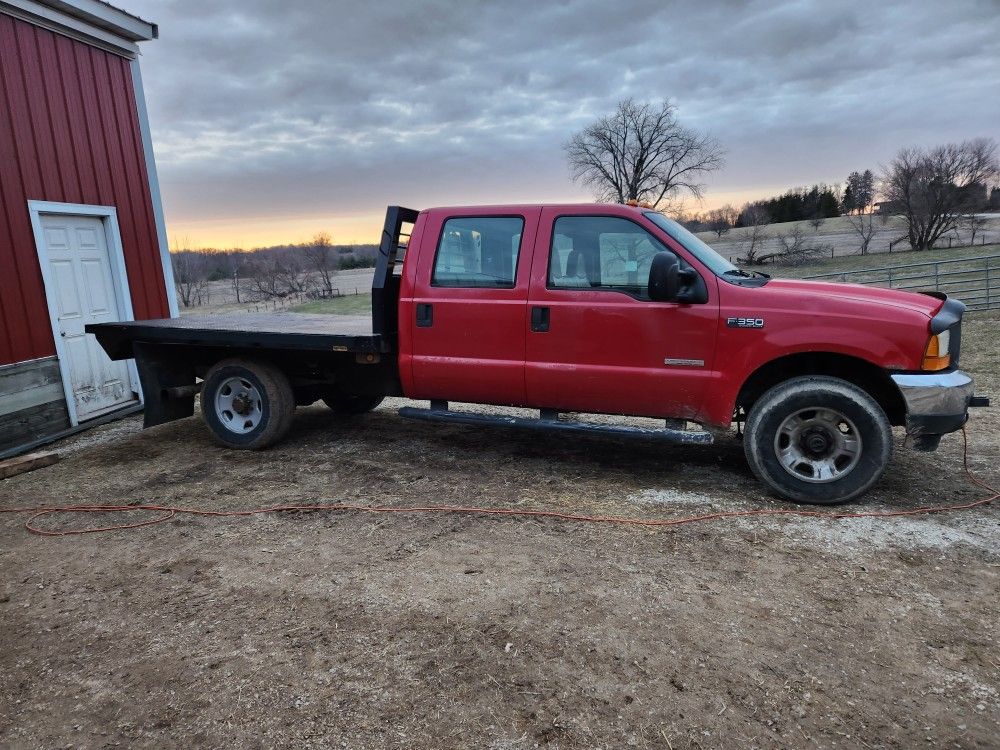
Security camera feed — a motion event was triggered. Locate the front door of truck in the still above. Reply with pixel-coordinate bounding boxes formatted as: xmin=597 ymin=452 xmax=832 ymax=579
xmin=524 ymin=209 xmax=719 ymax=420
xmin=408 ymin=209 xmax=539 ymax=406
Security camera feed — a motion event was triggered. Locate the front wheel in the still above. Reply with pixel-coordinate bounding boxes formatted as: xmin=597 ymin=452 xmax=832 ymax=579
xmin=744 ymin=376 xmax=892 ymax=505
xmin=201 ymin=358 xmax=295 ymax=449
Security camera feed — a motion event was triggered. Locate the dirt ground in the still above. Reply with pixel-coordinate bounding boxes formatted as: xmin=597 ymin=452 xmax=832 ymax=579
xmin=1 ymin=316 xmax=998 ymax=749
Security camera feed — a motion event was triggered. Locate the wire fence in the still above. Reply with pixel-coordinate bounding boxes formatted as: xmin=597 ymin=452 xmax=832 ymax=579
xmin=802 ymin=254 xmax=1000 ymax=311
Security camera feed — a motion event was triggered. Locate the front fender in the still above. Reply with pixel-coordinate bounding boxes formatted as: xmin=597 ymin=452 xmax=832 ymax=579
xmin=701 ymin=311 xmax=926 ymax=426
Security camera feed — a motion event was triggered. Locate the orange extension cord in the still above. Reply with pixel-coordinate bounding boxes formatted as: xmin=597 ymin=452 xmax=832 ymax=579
xmin=2 ymin=428 xmax=996 ymax=537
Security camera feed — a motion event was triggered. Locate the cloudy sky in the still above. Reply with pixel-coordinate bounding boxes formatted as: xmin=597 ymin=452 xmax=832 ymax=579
xmin=123 ymin=0 xmax=1000 ymax=248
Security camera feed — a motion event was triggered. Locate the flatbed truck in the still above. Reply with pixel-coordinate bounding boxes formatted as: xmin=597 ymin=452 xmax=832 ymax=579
xmin=89 ymin=204 xmax=987 ymax=504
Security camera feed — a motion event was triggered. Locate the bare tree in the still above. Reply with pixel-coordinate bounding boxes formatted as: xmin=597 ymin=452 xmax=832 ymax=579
xmin=962 ymin=212 xmax=989 ymax=246
xmin=565 ymin=98 xmax=725 ymax=209
xmin=302 ymin=232 xmax=338 ymax=296
xmin=764 ymin=225 xmax=827 ymax=266
xmin=844 ymin=173 xmax=878 ymax=255
xmin=245 ymin=257 xmax=290 ymax=301
xmin=735 ymin=206 xmax=771 ymax=265
xmin=245 ymin=248 xmax=314 ymax=302
xmin=882 ymin=138 xmax=999 ymax=251
xmin=705 ymin=204 xmax=737 ymax=238
xmin=275 ymin=249 xmax=309 ymax=295
xmin=846 ymin=210 xmax=878 ymax=255
xmin=229 ymin=250 xmax=248 ymax=304
xmin=808 ymin=215 xmax=826 ymax=232
xmin=170 ymin=251 xmax=210 ymax=308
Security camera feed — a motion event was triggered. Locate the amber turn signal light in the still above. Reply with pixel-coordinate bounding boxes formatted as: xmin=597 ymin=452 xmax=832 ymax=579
xmin=922 ymin=331 xmax=951 ymax=371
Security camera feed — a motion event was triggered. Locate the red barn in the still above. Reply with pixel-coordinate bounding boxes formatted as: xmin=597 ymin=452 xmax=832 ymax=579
xmin=0 ymin=0 xmax=174 ymax=457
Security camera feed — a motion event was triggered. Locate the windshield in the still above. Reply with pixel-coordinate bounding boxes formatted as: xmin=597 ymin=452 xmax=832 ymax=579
xmin=643 ymin=212 xmax=738 ymax=276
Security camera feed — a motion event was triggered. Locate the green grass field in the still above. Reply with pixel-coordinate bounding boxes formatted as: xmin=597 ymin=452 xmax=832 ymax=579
xmin=696 ymin=214 xmax=1000 ymax=262
xmin=290 ymin=293 xmax=372 ymax=315
xmin=768 ymin=243 xmax=1000 ymax=279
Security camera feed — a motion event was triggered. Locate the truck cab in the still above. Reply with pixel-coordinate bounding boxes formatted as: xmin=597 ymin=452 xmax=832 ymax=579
xmin=88 ymin=203 xmax=983 ymax=505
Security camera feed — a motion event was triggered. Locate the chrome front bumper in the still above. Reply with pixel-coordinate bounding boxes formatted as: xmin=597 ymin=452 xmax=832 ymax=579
xmin=891 ymin=370 xmax=975 ymax=417
xmin=890 ymin=370 xmax=976 ymax=448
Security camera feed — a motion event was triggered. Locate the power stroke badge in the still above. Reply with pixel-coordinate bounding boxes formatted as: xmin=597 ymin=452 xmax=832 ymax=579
xmin=727 ymin=317 xmax=765 ymax=328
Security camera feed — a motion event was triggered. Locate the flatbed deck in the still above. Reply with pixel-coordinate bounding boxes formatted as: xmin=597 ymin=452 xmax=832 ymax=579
xmin=88 ymin=313 xmax=389 ymax=359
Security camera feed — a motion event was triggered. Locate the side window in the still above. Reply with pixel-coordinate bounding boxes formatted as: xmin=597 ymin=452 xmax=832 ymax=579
xmin=549 ymin=216 xmax=668 ymax=298
xmin=432 ymin=216 xmax=524 ymax=288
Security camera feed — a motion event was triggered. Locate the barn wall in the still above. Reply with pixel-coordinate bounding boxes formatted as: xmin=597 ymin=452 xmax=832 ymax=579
xmin=0 ymin=12 xmax=169 ymax=368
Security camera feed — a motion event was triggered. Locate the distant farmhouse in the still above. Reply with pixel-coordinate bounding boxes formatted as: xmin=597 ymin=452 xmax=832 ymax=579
xmin=874 ymin=200 xmax=905 ymax=216
xmin=0 ymin=0 xmax=173 ymax=457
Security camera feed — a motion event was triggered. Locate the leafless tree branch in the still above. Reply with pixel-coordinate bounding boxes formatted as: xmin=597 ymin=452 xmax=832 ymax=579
xmin=565 ymin=98 xmax=725 ymax=209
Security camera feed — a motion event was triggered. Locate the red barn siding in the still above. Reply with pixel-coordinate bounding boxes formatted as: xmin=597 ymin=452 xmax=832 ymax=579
xmin=0 ymin=13 xmax=168 ymax=366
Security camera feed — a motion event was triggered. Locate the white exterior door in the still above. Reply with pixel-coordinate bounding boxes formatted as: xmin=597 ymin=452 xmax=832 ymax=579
xmin=40 ymin=214 xmax=137 ymax=420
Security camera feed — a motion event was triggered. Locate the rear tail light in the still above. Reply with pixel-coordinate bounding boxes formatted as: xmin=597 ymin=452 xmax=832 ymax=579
xmin=922 ymin=330 xmax=951 ymax=371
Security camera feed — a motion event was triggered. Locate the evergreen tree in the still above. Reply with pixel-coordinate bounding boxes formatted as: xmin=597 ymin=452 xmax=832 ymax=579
xmin=858 ymin=170 xmax=876 ymax=209
xmin=842 ymin=176 xmax=857 ymax=214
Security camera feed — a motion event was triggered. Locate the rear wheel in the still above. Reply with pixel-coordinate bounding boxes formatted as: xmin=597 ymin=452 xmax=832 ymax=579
xmin=201 ymin=358 xmax=295 ymax=449
xmin=322 ymin=392 xmax=384 ymax=415
xmin=744 ymin=376 xmax=892 ymax=505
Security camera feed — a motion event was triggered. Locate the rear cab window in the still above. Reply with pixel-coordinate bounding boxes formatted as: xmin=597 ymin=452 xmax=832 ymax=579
xmin=431 ymin=216 xmax=525 ymax=288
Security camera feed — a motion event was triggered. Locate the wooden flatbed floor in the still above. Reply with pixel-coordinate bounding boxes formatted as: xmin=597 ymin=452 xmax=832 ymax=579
xmin=87 ymin=313 xmax=389 ymax=357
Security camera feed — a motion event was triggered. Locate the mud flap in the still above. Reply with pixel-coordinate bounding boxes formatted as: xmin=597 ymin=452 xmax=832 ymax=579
xmin=133 ymin=342 xmax=196 ymax=428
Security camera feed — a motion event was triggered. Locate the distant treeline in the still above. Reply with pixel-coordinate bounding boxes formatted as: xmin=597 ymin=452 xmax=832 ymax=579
xmin=682 ymin=170 xmax=999 ymax=238
xmin=679 ymin=182 xmax=844 ymax=236
xmin=738 ymin=184 xmax=842 ymax=225
xmin=170 ymin=233 xmax=378 ymax=307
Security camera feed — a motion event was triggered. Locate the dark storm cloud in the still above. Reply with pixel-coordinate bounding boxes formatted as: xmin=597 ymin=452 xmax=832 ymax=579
xmin=124 ymin=0 xmax=1000 ymax=230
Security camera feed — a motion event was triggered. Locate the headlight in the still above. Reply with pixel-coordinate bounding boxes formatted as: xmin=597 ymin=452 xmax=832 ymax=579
xmin=922 ymin=330 xmax=951 ymax=371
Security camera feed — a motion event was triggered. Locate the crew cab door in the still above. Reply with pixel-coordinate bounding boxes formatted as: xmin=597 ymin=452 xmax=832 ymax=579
xmin=407 ymin=208 xmax=539 ymax=405
xmin=524 ymin=208 xmax=719 ymax=420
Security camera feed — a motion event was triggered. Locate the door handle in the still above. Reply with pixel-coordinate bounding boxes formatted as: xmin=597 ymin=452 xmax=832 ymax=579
xmin=530 ymin=306 xmax=550 ymax=332
xmin=416 ymin=303 xmax=433 ymax=327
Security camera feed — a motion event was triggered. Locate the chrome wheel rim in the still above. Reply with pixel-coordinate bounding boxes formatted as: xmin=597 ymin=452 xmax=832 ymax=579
xmin=214 ymin=376 xmax=263 ymax=434
xmin=773 ymin=408 xmax=862 ymax=484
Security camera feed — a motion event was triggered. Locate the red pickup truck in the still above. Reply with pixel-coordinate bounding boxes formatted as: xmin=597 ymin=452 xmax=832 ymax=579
xmin=89 ymin=203 xmax=985 ymax=505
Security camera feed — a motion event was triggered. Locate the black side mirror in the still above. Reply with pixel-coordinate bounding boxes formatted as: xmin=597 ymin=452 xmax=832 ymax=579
xmin=648 ymin=251 xmax=680 ymax=302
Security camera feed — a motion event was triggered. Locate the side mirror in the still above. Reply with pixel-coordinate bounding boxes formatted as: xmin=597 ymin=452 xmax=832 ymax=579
xmin=648 ymin=251 xmax=680 ymax=302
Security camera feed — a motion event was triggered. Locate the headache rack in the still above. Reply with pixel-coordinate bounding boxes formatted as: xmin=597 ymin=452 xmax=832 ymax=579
xmin=371 ymin=205 xmax=419 ymax=340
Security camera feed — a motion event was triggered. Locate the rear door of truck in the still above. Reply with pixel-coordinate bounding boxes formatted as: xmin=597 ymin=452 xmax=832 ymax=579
xmin=405 ymin=207 xmax=540 ymax=405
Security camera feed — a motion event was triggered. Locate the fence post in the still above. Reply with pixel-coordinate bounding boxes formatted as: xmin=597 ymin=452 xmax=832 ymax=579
xmin=934 ymin=262 xmax=939 ymax=291
xmin=987 ymin=257 xmax=992 ymax=308
xmin=888 ymin=267 xmax=893 ymax=287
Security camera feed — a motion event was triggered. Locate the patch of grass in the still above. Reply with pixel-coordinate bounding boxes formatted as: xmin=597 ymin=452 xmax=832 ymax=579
xmin=290 ymin=293 xmax=372 ymax=315
xmin=960 ymin=310 xmax=1000 ymax=394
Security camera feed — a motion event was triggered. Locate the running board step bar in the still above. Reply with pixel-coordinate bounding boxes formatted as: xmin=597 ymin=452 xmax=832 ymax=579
xmin=397 ymin=403 xmax=714 ymax=444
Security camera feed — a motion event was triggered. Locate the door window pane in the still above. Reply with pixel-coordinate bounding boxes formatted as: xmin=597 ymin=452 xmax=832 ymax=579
xmin=432 ymin=216 xmax=524 ymax=288
xmin=549 ymin=216 xmax=668 ymax=298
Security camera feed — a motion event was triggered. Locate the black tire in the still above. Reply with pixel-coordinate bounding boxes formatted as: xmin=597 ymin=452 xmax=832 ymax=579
xmin=744 ymin=376 xmax=892 ymax=505
xmin=321 ymin=392 xmax=384 ymax=415
xmin=201 ymin=358 xmax=295 ymax=449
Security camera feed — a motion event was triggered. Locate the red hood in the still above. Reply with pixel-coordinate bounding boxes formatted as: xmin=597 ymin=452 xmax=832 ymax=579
xmin=762 ymin=278 xmax=943 ymax=318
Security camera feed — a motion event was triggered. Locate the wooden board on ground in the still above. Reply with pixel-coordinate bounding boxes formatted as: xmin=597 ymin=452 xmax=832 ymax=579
xmin=0 ymin=451 xmax=60 ymax=480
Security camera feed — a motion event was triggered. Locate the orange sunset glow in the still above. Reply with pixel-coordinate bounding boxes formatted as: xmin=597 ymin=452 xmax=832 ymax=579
xmin=166 ymin=187 xmax=786 ymax=250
